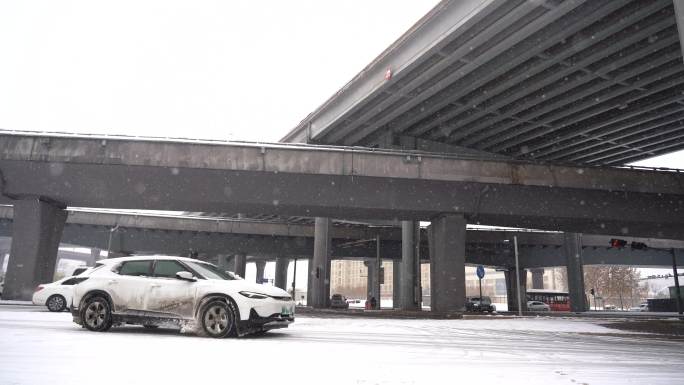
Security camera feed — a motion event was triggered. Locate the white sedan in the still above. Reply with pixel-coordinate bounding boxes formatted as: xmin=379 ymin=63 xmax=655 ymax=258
xmin=527 ymin=300 xmax=551 ymax=312
xmin=32 ymin=275 xmax=90 ymax=312
xmin=71 ymin=256 xmax=295 ymax=338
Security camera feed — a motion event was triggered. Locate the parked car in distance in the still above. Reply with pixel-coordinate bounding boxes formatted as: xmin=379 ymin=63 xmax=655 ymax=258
xmin=526 ymin=301 xmax=551 ymax=312
xmin=465 ymin=296 xmax=496 ymax=313
xmin=628 ymin=303 xmax=649 ymax=312
xmin=330 ymin=294 xmax=349 ymax=309
xmin=71 ymin=256 xmax=295 ymax=338
xmin=604 ymin=304 xmax=617 ymax=310
xmin=32 ymin=274 xmax=91 ymax=312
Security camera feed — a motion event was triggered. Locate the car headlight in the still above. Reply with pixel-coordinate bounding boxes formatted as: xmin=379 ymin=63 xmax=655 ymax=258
xmin=239 ymin=291 xmax=269 ymax=299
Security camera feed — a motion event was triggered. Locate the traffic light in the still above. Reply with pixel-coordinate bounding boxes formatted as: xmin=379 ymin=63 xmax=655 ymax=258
xmin=631 ymin=241 xmax=648 ymax=250
xmin=609 ymin=238 xmax=627 ymax=248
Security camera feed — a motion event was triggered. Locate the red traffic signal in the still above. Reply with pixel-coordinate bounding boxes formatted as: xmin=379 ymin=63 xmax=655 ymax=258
xmin=609 ymin=238 xmax=627 ymax=248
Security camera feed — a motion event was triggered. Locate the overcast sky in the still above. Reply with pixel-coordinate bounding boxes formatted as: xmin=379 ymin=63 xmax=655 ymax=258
xmin=0 ymin=0 xmax=439 ymax=143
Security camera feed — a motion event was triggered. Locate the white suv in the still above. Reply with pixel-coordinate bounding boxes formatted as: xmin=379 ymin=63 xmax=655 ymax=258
xmin=71 ymin=256 xmax=295 ymax=338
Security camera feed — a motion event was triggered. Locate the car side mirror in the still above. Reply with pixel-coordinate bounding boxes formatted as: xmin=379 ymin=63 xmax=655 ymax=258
xmin=176 ymin=271 xmax=196 ymax=281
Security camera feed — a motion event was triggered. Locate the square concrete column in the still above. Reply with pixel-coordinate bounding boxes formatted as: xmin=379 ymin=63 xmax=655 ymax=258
xmin=307 ymin=258 xmax=314 ymax=306
xmin=392 ymin=260 xmax=401 ymax=309
xmin=564 ymin=232 xmax=587 ymax=312
xmin=310 ymin=217 xmax=332 ymax=308
xmin=217 ymin=255 xmax=234 ymax=271
xmin=233 ymin=253 xmax=246 ymax=279
xmin=429 ymin=214 xmax=466 ymax=313
xmin=274 ymin=257 xmax=289 ymax=290
xmin=88 ymin=248 xmax=102 ymax=267
xmin=531 ymin=268 xmax=544 ymax=290
xmin=4 ymin=199 xmax=67 ymax=300
xmin=365 ymin=260 xmax=381 ymax=309
xmin=504 ymin=267 xmax=528 ymax=312
xmin=255 ymin=260 xmax=266 ymax=284
xmin=400 ymin=220 xmax=420 ymax=310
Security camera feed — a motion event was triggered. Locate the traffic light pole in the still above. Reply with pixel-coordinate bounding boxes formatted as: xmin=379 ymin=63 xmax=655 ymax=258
xmin=672 ymin=249 xmax=682 ymax=315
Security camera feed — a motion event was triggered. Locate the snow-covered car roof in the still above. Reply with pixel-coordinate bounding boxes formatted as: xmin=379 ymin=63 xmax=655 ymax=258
xmin=97 ymin=255 xmax=210 ymax=265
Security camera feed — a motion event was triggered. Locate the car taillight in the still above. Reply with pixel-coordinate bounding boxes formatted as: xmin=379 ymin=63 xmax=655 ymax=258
xmin=34 ymin=285 xmax=44 ymax=292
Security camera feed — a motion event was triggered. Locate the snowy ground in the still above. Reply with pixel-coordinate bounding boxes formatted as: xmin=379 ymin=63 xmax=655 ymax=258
xmin=1 ymin=306 xmax=682 ymax=385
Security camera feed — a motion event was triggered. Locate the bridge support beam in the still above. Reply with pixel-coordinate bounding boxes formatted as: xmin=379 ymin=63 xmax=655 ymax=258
xmin=3 ymin=199 xmax=67 ymax=300
xmin=505 ymin=267 xmax=527 ymax=312
xmin=274 ymin=257 xmax=288 ymax=290
xmin=255 ymin=260 xmax=266 ymax=284
xmin=400 ymin=220 xmax=420 ymax=310
xmin=565 ymin=233 xmax=587 ymax=312
xmin=531 ymin=268 xmax=544 ymax=290
xmin=674 ymin=0 xmax=684 ymax=61
xmin=392 ymin=260 xmax=401 ymax=309
xmin=429 ymin=214 xmax=466 ymax=313
xmin=234 ymin=253 xmax=246 ymax=279
xmin=310 ymin=217 xmax=332 ymax=308
xmin=217 ymin=255 xmax=233 ymax=271
xmin=366 ymin=261 xmax=380 ymax=309
xmin=88 ymin=248 xmax=102 ymax=267
xmin=307 ymin=259 xmax=314 ymax=306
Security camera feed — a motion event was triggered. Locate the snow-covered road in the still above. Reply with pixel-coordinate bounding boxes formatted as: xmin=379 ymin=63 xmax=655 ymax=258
xmin=0 ymin=307 xmax=682 ymax=385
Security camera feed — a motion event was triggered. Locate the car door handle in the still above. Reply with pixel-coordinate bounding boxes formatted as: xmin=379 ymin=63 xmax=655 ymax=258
xmin=150 ymin=284 xmax=161 ymax=288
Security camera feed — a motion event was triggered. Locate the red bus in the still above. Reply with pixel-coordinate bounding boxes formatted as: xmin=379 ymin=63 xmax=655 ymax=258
xmin=526 ymin=289 xmax=570 ymax=311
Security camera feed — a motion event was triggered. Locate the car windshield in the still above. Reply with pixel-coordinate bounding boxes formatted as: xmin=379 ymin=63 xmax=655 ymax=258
xmin=184 ymin=261 xmax=234 ymax=280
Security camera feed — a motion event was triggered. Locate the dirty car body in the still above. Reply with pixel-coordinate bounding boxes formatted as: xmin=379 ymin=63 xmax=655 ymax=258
xmin=71 ymin=256 xmax=294 ymax=337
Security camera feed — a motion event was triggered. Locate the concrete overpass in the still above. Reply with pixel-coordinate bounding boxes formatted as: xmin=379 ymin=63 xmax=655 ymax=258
xmin=1 ymin=132 xmax=684 ymax=311
xmin=282 ymin=0 xmax=684 ymax=166
xmin=1 ymin=205 xmax=682 ymax=310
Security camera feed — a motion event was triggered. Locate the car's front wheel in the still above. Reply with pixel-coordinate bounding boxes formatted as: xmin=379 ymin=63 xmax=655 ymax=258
xmin=200 ymin=300 xmax=236 ymax=338
xmin=46 ymin=294 xmax=67 ymax=312
xmin=81 ymin=296 xmax=113 ymax=332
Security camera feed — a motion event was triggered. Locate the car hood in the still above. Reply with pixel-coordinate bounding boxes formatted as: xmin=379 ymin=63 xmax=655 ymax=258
xmin=205 ymin=279 xmax=291 ymax=297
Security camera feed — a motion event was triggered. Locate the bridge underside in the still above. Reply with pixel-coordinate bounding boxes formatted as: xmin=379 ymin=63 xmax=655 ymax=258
xmin=285 ymin=0 xmax=684 ymax=166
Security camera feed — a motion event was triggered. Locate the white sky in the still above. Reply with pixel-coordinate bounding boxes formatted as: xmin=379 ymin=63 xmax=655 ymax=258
xmin=0 ymin=0 xmax=439 ymax=142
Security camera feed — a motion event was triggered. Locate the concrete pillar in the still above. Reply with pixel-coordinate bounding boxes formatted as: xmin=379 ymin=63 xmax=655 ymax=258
xmin=392 ymin=260 xmax=401 ymax=309
xmin=217 ymin=255 xmax=233 ymax=271
xmin=365 ymin=260 xmax=381 ymax=309
xmin=255 ymin=260 xmax=266 ymax=284
xmin=429 ymin=214 xmax=467 ymax=313
xmin=87 ymin=248 xmax=102 ymax=267
xmin=531 ymin=268 xmax=544 ymax=290
xmin=674 ymin=0 xmax=684 ymax=61
xmin=3 ymin=199 xmax=67 ymax=300
xmin=310 ymin=217 xmax=332 ymax=308
xmin=0 ymin=252 xmax=7 ymax=274
xmin=564 ymin=232 xmax=587 ymax=312
xmin=234 ymin=253 xmax=246 ymax=279
xmin=504 ymin=267 xmax=528 ymax=312
xmin=307 ymin=258 xmax=314 ymax=306
xmin=274 ymin=257 xmax=289 ymax=290
xmin=400 ymin=220 xmax=420 ymax=310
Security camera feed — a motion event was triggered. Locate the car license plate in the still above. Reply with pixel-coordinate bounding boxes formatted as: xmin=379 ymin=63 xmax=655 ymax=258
xmin=281 ymin=306 xmax=291 ymax=316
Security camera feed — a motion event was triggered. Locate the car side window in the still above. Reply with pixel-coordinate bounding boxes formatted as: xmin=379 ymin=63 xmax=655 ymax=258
xmin=118 ymin=261 xmax=152 ymax=276
xmin=153 ymin=260 xmax=189 ymax=278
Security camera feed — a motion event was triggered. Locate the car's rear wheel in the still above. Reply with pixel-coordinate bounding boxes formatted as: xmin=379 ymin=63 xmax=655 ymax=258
xmin=200 ymin=300 xmax=236 ymax=338
xmin=46 ymin=294 xmax=67 ymax=312
xmin=81 ymin=296 xmax=113 ymax=332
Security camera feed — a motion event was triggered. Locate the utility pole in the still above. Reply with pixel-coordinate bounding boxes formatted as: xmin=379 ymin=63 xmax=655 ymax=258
xmin=291 ymin=258 xmax=297 ymax=301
